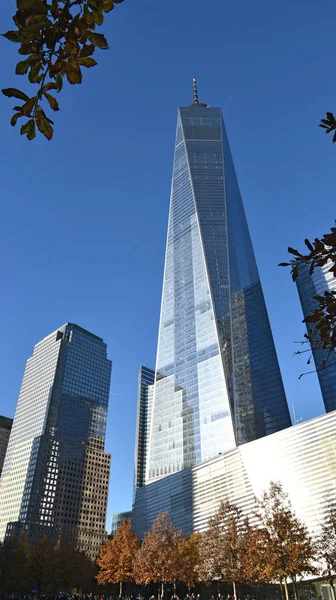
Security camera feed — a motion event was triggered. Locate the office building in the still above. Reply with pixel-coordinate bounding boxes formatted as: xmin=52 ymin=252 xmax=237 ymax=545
xmin=134 ymin=366 xmax=155 ymax=490
xmin=0 ymin=323 xmax=111 ymax=559
xmin=130 ymin=82 xmax=336 ymax=550
xmin=111 ymin=511 xmax=132 ymax=538
xmin=296 ymin=261 xmax=336 ymax=411
xmin=141 ymin=80 xmax=291 ymax=489
xmin=0 ymin=417 xmax=13 ymax=477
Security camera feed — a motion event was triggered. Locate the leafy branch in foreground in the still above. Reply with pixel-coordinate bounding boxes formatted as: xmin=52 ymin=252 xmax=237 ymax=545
xmin=319 ymin=112 xmax=336 ymax=143
xmin=2 ymin=0 xmax=123 ymax=140
xmin=280 ymin=226 xmax=336 ymax=361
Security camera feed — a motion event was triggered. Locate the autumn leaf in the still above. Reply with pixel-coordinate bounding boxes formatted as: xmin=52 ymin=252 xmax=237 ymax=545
xmin=15 ymin=59 xmax=31 ymax=75
xmin=55 ymin=73 xmax=63 ymax=92
xmin=21 ymin=96 xmax=37 ymax=115
xmin=2 ymin=88 xmax=29 ymax=101
xmin=10 ymin=112 xmax=24 ymax=126
xmin=77 ymin=57 xmax=97 ymax=67
xmin=44 ymin=92 xmax=59 ymax=111
xmin=66 ymin=60 xmax=82 ymax=84
xmin=2 ymin=0 xmax=123 ymax=138
xmin=88 ymin=31 xmax=109 ymax=49
xmin=2 ymin=31 xmax=21 ymax=42
xmin=102 ymin=0 xmax=115 ymax=12
xmin=35 ymin=106 xmax=53 ymax=139
xmin=21 ymin=119 xmax=36 ymax=140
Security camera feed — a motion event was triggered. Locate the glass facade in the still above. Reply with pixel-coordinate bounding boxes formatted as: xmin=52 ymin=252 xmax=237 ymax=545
xmin=134 ymin=366 xmax=155 ymax=490
xmin=111 ymin=510 xmax=132 ymax=537
xmin=0 ymin=323 xmax=111 ymax=559
xmin=146 ymin=101 xmax=291 ymax=484
xmin=296 ymin=261 xmax=336 ymax=411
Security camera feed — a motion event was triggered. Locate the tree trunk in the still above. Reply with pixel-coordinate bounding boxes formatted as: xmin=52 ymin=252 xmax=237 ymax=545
xmin=283 ymin=580 xmax=289 ymax=600
xmin=161 ymin=582 xmax=164 ymax=600
xmin=119 ymin=581 xmax=123 ymax=598
xmin=232 ymin=581 xmax=237 ymax=600
xmin=280 ymin=580 xmax=285 ymax=600
xmin=329 ymin=577 xmax=336 ymax=600
xmin=292 ymin=579 xmax=298 ymax=600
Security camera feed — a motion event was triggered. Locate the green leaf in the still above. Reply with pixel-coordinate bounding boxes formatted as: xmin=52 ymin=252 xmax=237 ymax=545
xmin=21 ymin=119 xmax=36 ymax=140
xmin=66 ymin=60 xmax=82 ymax=84
xmin=35 ymin=106 xmax=53 ymax=140
xmin=2 ymin=30 xmax=21 ymax=42
xmin=21 ymin=96 xmax=37 ymax=116
xmin=88 ymin=32 xmax=109 ymax=49
xmin=15 ymin=59 xmax=31 ymax=74
xmin=44 ymin=92 xmax=59 ymax=111
xmin=10 ymin=112 xmax=24 ymax=126
xmin=55 ymin=73 xmax=63 ymax=92
xmin=2 ymin=88 xmax=29 ymax=101
xmin=77 ymin=57 xmax=97 ymax=67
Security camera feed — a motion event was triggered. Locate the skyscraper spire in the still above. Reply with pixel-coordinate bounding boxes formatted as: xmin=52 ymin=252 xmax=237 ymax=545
xmin=192 ymin=75 xmax=198 ymax=104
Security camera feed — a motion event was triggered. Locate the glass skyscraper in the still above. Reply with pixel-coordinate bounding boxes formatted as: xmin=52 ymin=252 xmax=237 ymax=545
xmin=134 ymin=366 xmax=155 ymax=490
xmin=0 ymin=323 xmax=111 ymax=559
xmin=296 ymin=261 xmax=336 ymax=411
xmin=142 ymin=84 xmax=291 ymax=486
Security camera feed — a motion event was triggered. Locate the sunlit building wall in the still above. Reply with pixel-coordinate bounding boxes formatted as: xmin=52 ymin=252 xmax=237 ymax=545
xmin=133 ymin=410 xmax=336 ymax=540
xmin=0 ymin=417 xmax=13 ymax=477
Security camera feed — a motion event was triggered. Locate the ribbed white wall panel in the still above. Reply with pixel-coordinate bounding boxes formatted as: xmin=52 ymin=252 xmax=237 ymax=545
xmin=133 ymin=411 xmax=336 ymax=540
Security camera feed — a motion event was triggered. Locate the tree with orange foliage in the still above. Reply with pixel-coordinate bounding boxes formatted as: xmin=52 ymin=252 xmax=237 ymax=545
xmin=257 ymin=481 xmax=316 ymax=600
xmin=177 ymin=532 xmax=201 ymax=592
xmin=198 ymin=501 xmax=249 ymax=600
xmin=242 ymin=524 xmax=270 ymax=585
xmin=133 ymin=512 xmax=182 ymax=599
xmin=96 ymin=519 xmax=139 ymax=596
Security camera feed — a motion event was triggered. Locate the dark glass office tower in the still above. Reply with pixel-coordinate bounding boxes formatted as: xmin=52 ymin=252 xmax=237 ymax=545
xmin=145 ymin=83 xmax=291 ymax=484
xmin=296 ymin=262 xmax=336 ymax=412
xmin=134 ymin=366 xmax=155 ymax=490
xmin=0 ymin=323 xmax=111 ymax=559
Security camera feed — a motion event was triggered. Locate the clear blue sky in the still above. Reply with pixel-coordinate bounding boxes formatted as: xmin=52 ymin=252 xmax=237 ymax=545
xmin=1 ymin=0 xmax=335 ymax=527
